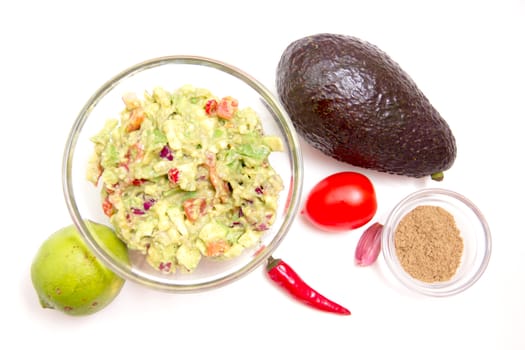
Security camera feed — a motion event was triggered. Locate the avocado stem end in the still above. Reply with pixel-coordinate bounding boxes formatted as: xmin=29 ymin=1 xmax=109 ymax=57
xmin=431 ymin=172 xmax=444 ymax=182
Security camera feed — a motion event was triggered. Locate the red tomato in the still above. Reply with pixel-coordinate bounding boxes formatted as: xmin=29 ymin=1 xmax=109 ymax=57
xmin=303 ymin=172 xmax=377 ymax=232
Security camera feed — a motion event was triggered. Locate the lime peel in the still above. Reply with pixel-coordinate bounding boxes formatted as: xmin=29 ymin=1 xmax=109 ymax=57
xmin=30 ymin=221 xmax=129 ymax=316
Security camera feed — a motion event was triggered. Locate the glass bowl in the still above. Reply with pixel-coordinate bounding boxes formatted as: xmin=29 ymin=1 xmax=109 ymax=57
xmin=62 ymin=56 xmax=303 ymax=292
xmin=382 ymin=188 xmax=491 ymax=297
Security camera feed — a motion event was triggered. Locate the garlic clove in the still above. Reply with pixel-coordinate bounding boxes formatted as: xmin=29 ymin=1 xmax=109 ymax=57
xmin=355 ymin=222 xmax=383 ymax=266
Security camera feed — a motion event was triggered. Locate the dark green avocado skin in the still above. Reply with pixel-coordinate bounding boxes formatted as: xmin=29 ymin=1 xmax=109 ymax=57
xmin=276 ymin=33 xmax=457 ymax=178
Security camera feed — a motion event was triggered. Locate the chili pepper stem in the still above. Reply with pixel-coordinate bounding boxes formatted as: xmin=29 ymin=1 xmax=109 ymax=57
xmin=266 ymin=256 xmax=281 ymax=271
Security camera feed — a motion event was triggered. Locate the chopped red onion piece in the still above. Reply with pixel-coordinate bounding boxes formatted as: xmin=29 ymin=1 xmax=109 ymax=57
xmin=158 ymin=261 xmax=172 ymax=273
xmin=143 ymin=198 xmax=156 ymax=211
xmin=131 ymin=208 xmax=145 ymax=215
xmin=160 ymin=145 xmax=174 ymax=161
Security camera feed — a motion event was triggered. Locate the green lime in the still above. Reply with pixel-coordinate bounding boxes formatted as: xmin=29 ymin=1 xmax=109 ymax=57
xmin=30 ymin=220 xmax=129 ymax=316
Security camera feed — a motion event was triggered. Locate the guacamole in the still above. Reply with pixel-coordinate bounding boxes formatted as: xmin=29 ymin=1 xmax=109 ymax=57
xmin=87 ymin=85 xmax=284 ymax=273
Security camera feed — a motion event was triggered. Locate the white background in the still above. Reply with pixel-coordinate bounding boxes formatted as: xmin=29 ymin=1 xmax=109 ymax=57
xmin=2 ymin=1 xmax=524 ymax=349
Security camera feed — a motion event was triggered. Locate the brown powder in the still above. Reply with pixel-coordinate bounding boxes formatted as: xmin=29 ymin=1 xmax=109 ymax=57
xmin=394 ymin=205 xmax=463 ymax=283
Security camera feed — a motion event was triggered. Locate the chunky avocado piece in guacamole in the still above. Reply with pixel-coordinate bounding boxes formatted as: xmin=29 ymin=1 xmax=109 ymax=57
xmin=87 ymin=85 xmax=284 ymax=273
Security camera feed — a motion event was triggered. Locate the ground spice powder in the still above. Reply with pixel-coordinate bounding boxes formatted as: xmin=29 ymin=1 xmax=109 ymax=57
xmin=394 ymin=205 xmax=463 ymax=283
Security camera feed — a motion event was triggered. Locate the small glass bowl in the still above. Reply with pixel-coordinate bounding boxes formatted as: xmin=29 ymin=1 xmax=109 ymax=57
xmin=62 ymin=56 xmax=303 ymax=292
xmin=382 ymin=188 xmax=492 ymax=297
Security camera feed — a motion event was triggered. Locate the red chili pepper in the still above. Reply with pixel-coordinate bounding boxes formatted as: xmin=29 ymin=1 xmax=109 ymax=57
xmin=204 ymin=99 xmax=218 ymax=115
xmin=131 ymin=178 xmax=147 ymax=186
xmin=266 ymin=256 xmax=351 ymax=315
xmin=168 ymin=168 xmax=179 ymax=183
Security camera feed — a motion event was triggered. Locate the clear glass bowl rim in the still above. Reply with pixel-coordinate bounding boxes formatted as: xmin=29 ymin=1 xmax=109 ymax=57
xmin=62 ymin=55 xmax=304 ymax=292
xmin=381 ymin=187 xmax=492 ymax=297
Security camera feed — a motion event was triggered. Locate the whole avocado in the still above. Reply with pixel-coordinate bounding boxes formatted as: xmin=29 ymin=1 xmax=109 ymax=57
xmin=276 ymin=33 xmax=456 ymax=179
